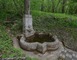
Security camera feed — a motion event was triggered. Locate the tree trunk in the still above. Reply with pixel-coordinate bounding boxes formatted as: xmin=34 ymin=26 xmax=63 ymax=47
xmin=41 ymin=0 xmax=44 ymax=11
xmin=52 ymin=0 xmax=54 ymax=13
xmin=24 ymin=0 xmax=30 ymax=14
xmin=23 ymin=0 xmax=34 ymax=37
xmin=62 ymin=0 xmax=66 ymax=13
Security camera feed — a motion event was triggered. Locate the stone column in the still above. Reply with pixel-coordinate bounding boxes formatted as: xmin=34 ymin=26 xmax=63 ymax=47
xmin=23 ymin=0 xmax=34 ymax=37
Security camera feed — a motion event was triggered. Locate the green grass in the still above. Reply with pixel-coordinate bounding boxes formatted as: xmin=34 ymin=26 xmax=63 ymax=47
xmin=32 ymin=10 xmax=77 ymax=20
xmin=31 ymin=11 xmax=77 ymax=31
xmin=0 ymin=26 xmax=23 ymax=58
xmin=0 ymin=25 xmax=38 ymax=60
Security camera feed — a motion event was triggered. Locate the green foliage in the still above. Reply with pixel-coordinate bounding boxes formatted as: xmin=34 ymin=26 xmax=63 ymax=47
xmin=0 ymin=26 xmax=23 ymax=58
xmin=31 ymin=0 xmax=41 ymax=10
xmin=11 ymin=18 xmax=23 ymax=35
xmin=0 ymin=0 xmax=77 ymax=15
xmin=69 ymin=2 xmax=77 ymax=14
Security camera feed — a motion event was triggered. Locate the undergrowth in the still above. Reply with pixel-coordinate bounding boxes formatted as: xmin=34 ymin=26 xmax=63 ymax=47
xmin=0 ymin=26 xmax=23 ymax=58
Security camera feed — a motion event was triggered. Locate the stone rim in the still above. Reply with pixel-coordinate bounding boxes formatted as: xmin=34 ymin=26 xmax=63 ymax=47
xmin=19 ymin=35 xmax=60 ymax=53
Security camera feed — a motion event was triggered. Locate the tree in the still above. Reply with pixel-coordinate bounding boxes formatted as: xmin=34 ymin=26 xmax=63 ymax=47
xmin=41 ymin=0 xmax=44 ymax=11
xmin=24 ymin=0 xmax=34 ymax=37
xmin=62 ymin=0 xmax=67 ymax=13
xmin=52 ymin=0 xmax=55 ymax=13
xmin=24 ymin=0 xmax=30 ymax=14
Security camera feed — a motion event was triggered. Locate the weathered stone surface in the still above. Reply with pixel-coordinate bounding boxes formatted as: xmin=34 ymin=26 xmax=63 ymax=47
xmin=20 ymin=37 xmax=37 ymax=51
xmin=24 ymin=42 xmax=64 ymax=60
xmin=47 ymin=41 xmax=59 ymax=50
xmin=37 ymin=43 xmax=47 ymax=54
xmin=23 ymin=15 xmax=35 ymax=37
xmin=46 ymin=35 xmax=59 ymax=50
xmin=20 ymin=35 xmax=60 ymax=53
xmin=25 ymin=43 xmax=37 ymax=51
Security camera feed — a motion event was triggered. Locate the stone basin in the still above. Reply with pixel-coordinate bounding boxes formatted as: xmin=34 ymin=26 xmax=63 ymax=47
xmin=19 ymin=33 xmax=60 ymax=54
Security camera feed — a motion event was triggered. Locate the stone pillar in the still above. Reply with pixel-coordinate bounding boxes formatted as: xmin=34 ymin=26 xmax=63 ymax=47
xmin=23 ymin=15 xmax=34 ymax=37
xmin=23 ymin=0 xmax=35 ymax=37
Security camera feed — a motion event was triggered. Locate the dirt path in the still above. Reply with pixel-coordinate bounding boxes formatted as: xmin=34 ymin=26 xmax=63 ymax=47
xmin=12 ymin=37 xmax=20 ymax=48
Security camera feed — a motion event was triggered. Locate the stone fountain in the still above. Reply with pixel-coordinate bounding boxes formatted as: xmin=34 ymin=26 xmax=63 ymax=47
xmin=19 ymin=0 xmax=64 ymax=60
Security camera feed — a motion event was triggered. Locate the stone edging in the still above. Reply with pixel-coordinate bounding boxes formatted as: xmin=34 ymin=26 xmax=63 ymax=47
xmin=19 ymin=35 xmax=60 ymax=53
